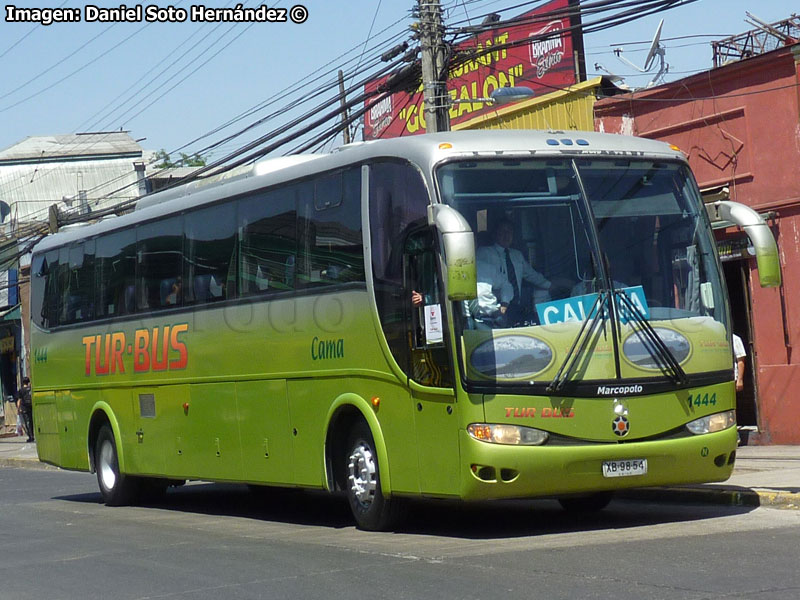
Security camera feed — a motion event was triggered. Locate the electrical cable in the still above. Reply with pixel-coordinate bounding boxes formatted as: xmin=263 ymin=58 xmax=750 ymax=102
xmin=0 ymin=0 xmax=70 ymax=60
xmin=0 ymin=0 xmax=725 ymax=241
xmin=49 ymin=52 xmax=410 ymax=221
xmin=76 ymin=1 xmax=234 ymax=134
xmin=0 ymin=22 xmax=119 ymax=104
xmin=1 ymin=6 xmax=409 ymax=208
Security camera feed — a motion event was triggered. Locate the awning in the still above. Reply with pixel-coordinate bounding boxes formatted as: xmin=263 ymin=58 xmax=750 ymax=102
xmin=0 ymin=305 xmax=20 ymax=321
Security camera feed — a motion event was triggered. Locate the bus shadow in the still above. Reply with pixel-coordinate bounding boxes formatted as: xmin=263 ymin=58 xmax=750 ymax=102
xmin=396 ymin=496 xmax=759 ymax=539
xmin=57 ymin=482 xmax=355 ymax=529
xmin=56 ymin=481 xmax=760 ymax=539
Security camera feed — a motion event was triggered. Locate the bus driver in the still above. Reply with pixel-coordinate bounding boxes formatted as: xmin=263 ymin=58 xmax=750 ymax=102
xmin=476 ymin=219 xmax=551 ymax=323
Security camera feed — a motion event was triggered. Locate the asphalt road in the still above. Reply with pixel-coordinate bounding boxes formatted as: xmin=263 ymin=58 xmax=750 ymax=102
xmin=2 ymin=466 xmax=799 ymax=600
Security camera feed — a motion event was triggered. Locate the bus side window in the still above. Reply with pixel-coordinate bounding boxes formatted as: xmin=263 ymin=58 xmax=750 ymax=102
xmin=369 ymin=161 xmax=429 ymax=378
xmin=368 ymin=160 xmax=452 ymax=388
xmin=37 ymin=250 xmax=61 ymax=328
xmin=238 ymin=187 xmax=297 ymax=297
xmin=95 ymin=229 xmax=135 ymax=318
xmin=404 ymin=230 xmax=452 ymax=387
xmin=298 ymin=168 xmax=364 ymax=288
xmin=30 ymin=254 xmax=47 ymax=329
xmin=184 ymin=203 xmax=236 ymax=305
xmin=65 ymin=241 xmax=95 ymax=324
xmin=136 ymin=216 xmax=183 ymax=311
xmin=405 ymin=231 xmax=442 ymax=348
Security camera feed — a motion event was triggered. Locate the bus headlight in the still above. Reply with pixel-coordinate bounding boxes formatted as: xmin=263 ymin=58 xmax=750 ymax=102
xmin=467 ymin=423 xmax=549 ymax=446
xmin=686 ymin=410 xmax=736 ymax=435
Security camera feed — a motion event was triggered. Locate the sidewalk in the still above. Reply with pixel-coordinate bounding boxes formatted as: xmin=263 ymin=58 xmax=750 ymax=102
xmin=0 ymin=432 xmax=51 ymax=470
xmin=620 ymin=444 xmax=800 ymax=509
xmin=1 ymin=434 xmax=798 ymax=508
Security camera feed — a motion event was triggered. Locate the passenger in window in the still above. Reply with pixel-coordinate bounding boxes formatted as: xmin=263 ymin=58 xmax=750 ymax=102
xmin=410 ymin=287 xmax=439 ymax=307
xmin=165 ymin=277 xmax=183 ymax=306
xmin=408 ymin=233 xmax=438 ymax=308
xmin=476 ymin=219 xmax=551 ymax=323
xmin=209 ymin=275 xmax=224 ymax=298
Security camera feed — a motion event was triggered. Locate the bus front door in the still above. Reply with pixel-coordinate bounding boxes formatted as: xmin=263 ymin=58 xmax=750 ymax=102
xmin=406 ymin=239 xmax=460 ymax=497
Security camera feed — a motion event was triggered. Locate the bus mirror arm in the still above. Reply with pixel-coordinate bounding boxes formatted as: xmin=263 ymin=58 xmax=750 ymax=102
xmin=428 ymin=204 xmax=478 ymax=301
xmin=715 ymin=201 xmax=782 ymax=288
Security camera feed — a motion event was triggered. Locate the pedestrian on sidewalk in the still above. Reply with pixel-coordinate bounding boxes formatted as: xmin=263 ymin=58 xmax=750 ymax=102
xmin=733 ymin=334 xmax=746 ymax=393
xmin=16 ymin=377 xmax=33 ymax=443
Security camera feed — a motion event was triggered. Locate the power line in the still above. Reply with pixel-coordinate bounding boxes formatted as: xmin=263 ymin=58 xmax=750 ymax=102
xmin=0 ymin=36 xmax=409 ymax=228
xmin=41 ymin=43 xmax=411 ymax=221
xmin=74 ymin=2 xmax=228 ymax=134
xmin=1 ymin=0 xmax=734 ymax=244
xmin=0 ymin=22 xmax=119 ymax=104
xmin=0 ymin=0 xmax=69 ymax=60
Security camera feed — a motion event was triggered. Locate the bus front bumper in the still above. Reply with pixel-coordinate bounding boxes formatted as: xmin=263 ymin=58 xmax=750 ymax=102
xmin=458 ymin=426 xmax=738 ymax=501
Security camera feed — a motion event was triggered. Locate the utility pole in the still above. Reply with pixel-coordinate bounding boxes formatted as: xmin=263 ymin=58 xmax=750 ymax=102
xmin=418 ymin=0 xmax=450 ymax=132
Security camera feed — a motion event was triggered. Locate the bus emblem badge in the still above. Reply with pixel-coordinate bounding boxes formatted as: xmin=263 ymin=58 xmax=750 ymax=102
xmin=612 ymin=415 xmax=630 ymax=437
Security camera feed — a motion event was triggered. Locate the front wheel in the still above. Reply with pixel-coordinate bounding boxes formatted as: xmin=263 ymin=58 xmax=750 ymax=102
xmin=344 ymin=421 xmax=399 ymax=531
xmin=94 ymin=424 xmax=140 ymax=506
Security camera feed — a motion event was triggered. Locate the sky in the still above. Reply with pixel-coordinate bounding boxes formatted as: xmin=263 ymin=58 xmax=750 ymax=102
xmin=0 ymin=0 xmax=792 ymax=161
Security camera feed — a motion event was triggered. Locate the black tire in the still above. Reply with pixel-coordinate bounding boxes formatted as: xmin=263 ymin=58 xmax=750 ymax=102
xmin=558 ymin=491 xmax=614 ymax=513
xmin=94 ymin=424 xmax=140 ymax=506
xmin=343 ymin=421 xmax=399 ymax=531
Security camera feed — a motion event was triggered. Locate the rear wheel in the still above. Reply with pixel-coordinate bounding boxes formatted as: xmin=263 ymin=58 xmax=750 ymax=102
xmin=558 ymin=491 xmax=614 ymax=513
xmin=344 ymin=421 xmax=399 ymax=531
xmin=94 ymin=424 xmax=140 ymax=506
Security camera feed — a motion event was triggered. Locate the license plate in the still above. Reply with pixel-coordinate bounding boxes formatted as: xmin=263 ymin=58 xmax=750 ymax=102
xmin=602 ymin=458 xmax=647 ymax=478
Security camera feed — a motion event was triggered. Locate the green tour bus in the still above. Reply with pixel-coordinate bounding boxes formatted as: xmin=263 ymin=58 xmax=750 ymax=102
xmin=29 ymin=130 xmax=781 ymax=530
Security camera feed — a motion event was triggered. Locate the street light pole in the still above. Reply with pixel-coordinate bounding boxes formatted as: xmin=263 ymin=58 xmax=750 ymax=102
xmin=418 ymin=0 xmax=449 ymax=132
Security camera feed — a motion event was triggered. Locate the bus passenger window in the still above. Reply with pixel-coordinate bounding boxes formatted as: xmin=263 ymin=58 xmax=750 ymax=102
xmin=298 ymin=168 xmax=364 ymax=289
xmin=136 ymin=216 xmax=183 ymax=311
xmin=38 ymin=250 xmax=61 ymax=328
xmin=238 ymin=187 xmax=297 ymax=297
xmin=65 ymin=241 xmax=95 ymax=323
xmin=184 ymin=203 xmax=236 ymax=305
xmin=95 ymin=229 xmax=135 ymax=318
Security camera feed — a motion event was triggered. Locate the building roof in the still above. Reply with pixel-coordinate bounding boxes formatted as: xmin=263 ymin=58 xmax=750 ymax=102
xmin=0 ymin=132 xmax=143 ymax=164
xmin=0 ymin=132 xmax=144 ymax=223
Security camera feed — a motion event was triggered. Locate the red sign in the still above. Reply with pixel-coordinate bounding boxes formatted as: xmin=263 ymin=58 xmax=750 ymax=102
xmin=364 ymin=0 xmax=580 ymax=139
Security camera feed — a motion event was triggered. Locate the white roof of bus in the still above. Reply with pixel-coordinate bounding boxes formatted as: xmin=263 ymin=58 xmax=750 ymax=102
xmin=33 ymin=130 xmax=683 ymax=254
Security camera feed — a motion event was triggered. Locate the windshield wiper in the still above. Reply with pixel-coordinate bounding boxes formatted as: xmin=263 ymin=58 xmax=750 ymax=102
xmin=547 ymin=290 xmax=608 ymax=394
xmin=615 ymin=291 xmax=688 ymax=385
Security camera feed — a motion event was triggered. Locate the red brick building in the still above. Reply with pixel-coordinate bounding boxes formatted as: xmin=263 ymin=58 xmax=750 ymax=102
xmin=594 ymin=42 xmax=800 ymax=444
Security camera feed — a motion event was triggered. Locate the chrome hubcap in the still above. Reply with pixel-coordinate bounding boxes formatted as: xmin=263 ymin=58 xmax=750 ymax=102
xmin=347 ymin=442 xmax=377 ymax=507
xmin=98 ymin=439 xmax=117 ymax=491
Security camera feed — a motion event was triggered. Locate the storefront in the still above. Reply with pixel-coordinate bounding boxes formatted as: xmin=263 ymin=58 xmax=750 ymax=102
xmin=0 ymin=305 xmax=21 ymax=434
xmin=594 ymin=42 xmax=800 ymax=444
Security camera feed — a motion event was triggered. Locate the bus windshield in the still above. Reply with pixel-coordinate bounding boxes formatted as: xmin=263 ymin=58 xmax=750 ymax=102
xmin=437 ymin=158 xmax=730 ymax=392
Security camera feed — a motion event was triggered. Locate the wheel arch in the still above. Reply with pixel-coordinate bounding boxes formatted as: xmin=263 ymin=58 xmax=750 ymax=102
xmin=323 ymin=393 xmax=391 ymax=496
xmin=87 ymin=402 xmax=125 ymax=474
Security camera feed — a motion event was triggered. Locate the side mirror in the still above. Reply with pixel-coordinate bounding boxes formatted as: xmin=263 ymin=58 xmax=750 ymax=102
xmin=715 ymin=201 xmax=781 ymax=287
xmin=427 ymin=204 xmax=477 ymax=301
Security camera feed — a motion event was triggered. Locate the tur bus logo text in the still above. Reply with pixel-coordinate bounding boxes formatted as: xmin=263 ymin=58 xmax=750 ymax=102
xmin=81 ymin=324 xmax=189 ymax=376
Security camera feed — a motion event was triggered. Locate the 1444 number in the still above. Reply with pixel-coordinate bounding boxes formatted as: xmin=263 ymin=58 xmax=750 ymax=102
xmin=687 ymin=392 xmax=717 ymax=409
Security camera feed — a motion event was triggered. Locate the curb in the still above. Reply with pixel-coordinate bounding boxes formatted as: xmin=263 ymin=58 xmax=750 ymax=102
xmin=0 ymin=457 xmax=56 ymax=471
xmin=753 ymin=490 xmax=800 ymax=509
xmin=620 ymin=486 xmax=800 ymax=509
